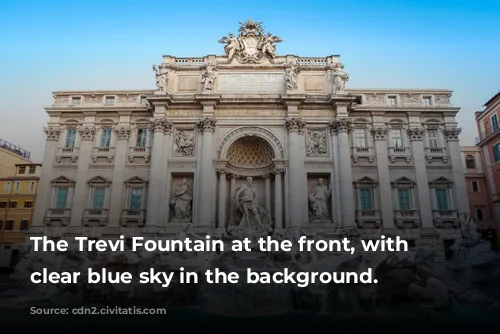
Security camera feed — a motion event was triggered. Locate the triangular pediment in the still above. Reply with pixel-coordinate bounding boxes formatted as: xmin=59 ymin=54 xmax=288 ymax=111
xmin=394 ymin=177 xmax=414 ymax=184
xmin=434 ymin=176 xmax=452 ymax=183
xmin=51 ymin=176 xmax=75 ymax=184
xmin=125 ymin=176 xmax=147 ymax=184
xmin=88 ymin=176 xmax=110 ymax=184
xmin=356 ymin=176 xmax=377 ymax=184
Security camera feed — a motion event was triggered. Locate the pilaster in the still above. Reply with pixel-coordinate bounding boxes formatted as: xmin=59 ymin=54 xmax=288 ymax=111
xmin=445 ymin=127 xmax=469 ymax=215
xmin=197 ymin=116 xmax=217 ymax=227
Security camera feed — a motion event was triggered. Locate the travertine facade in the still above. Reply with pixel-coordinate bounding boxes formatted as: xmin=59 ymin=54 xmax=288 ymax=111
xmin=31 ymin=20 xmax=468 ymax=247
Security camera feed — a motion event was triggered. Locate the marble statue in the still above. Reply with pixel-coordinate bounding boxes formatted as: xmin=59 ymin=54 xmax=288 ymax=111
xmin=332 ymin=63 xmax=349 ymax=92
xmin=201 ymin=65 xmax=217 ymax=92
xmin=229 ymin=177 xmax=273 ymax=236
xmin=258 ymin=32 xmax=282 ymax=59
xmin=153 ymin=64 xmax=168 ymax=92
xmin=174 ymin=130 xmax=194 ymax=156
xmin=308 ymin=178 xmax=332 ymax=223
xmin=307 ymin=131 xmax=327 ymax=156
xmin=170 ymin=178 xmax=193 ymax=221
xmin=218 ymin=33 xmax=241 ymax=59
xmin=284 ymin=61 xmax=300 ymax=91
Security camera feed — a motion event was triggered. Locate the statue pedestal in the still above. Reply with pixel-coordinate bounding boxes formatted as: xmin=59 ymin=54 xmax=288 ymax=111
xmin=170 ymin=218 xmax=191 ymax=225
xmin=309 ymin=218 xmax=332 ymax=224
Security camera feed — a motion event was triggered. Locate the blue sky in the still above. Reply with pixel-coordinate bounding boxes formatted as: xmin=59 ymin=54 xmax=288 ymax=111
xmin=0 ymin=0 xmax=499 ymax=162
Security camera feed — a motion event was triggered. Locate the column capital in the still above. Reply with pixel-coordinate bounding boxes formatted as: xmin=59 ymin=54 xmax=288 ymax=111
xmin=151 ymin=117 xmax=169 ymax=133
xmin=444 ymin=127 xmax=462 ymax=142
xmin=197 ymin=117 xmax=217 ymax=133
xmin=285 ymin=117 xmax=306 ymax=134
xmin=262 ymin=173 xmax=273 ymax=179
xmin=113 ymin=125 xmax=131 ymax=140
xmin=407 ymin=127 xmax=426 ymax=141
xmin=78 ymin=125 xmax=96 ymax=141
xmin=273 ymin=167 xmax=285 ymax=175
xmin=44 ymin=126 xmax=61 ymax=141
xmin=215 ymin=166 xmax=227 ymax=175
xmin=371 ymin=126 xmax=388 ymax=141
xmin=228 ymin=173 xmax=240 ymax=180
xmin=329 ymin=117 xmax=352 ymax=134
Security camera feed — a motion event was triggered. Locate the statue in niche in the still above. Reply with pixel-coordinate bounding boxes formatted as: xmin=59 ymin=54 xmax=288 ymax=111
xmin=228 ymin=177 xmax=273 ymax=236
xmin=153 ymin=64 xmax=168 ymax=92
xmin=308 ymin=178 xmax=332 ymax=223
xmin=307 ymin=131 xmax=327 ymax=156
xmin=174 ymin=130 xmax=194 ymax=156
xmin=201 ymin=65 xmax=217 ymax=92
xmin=284 ymin=61 xmax=300 ymax=91
xmin=170 ymin=178 xmax=193 ymax=221
xmin=332 ymin=63 xmax=349 ymax=92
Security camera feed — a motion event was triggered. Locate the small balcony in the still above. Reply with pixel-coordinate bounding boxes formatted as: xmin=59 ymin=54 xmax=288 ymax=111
xmin=45 ymin=208 xmax=71 ymax=225
xmin=83 ymin=208 xmax=108 ymax=225
xmin=121 ymin=209 xmax=146 ymax=226
xmin=351 ymin=146 xmax=374 ymax=163
xmin=433 ymin=209 xmax=459 ymax=227
xmin=394 ymin=209 xmax=420 ymax=227
xmin=56 ymin=147 xmax=79 ymax=163
xmin=128 ymin=146 xmax=151 ymax=163
xmin=92 ymin=146 xmax=115 ymax=163
xmin=355 ymin=209 xmax=381 ymax=228
xmin=388 ymin=147 xmax=412 ymax=163
xmin=424 ymin=147 xmax=448 ymax=163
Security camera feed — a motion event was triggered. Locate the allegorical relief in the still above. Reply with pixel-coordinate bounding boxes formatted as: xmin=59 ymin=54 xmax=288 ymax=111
xmin=306 ymin=130 xmax=328 ymax=156
xmin=173 ymin=130 xmax=195 ymax=156
xmin=218 ymin=19 xmax=283 ymax=64
xmin=170 ymin=178 xmax=193 ymax=222
xmin=308 ymin=178 xmax=332 ymax=223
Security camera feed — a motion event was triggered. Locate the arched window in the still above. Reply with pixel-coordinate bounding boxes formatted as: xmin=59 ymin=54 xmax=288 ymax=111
xmin=465 ymin=155 xmax=475 ymax=169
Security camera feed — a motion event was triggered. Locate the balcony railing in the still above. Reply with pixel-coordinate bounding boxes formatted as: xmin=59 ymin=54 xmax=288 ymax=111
xmin=388 ymin=147 xmax=412 ymax=162
xmin=394 ymin=209 xmax=420 ymax=227
xmin=0 ymin=138 xmax=31 ymax=159
xmin=121 ymin=209 xmax=146 ymax=227
xmin=351 ymin=146 xmax=374 ymax=163
xmin=92 ymin=147 xmax=115 ymax=163
xmin=478 ymin=126 xmax=500 ymax=143
xmin=128 ymin=146 xmax=151 ymax=163
xmin=46 ymin=208 xmax=71 ymax=218
xmin=355 ymin=209 xmax=381 ymax=227
xmin=432 ymin=209 xmax=459 ymax=227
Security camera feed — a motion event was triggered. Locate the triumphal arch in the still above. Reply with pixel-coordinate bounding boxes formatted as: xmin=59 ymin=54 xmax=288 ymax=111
xmin=33 ymin=19 xmax=468 ymax=248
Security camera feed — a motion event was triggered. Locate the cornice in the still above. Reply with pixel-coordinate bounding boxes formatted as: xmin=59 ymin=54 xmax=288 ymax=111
xmin=45 ymin=106 xmax=151 ymax=113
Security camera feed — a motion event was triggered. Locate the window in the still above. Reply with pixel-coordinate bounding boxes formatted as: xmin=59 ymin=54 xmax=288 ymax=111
xmin=465 ymin=155 xmax=475 ymax=168
xmin=354 ymin=129 xmax=366 ymax=147
xmin=65 ymin=129 xmax=77 ymax=148
xmin=71 ymin=97 xmax=81 ymax=106
xmin=471 ymin=181 xmax=479 ymax=192
xmin=92 ymin=187 xmax=106 ymax=210
xmin=129 ymin=188 xmax=143 ymax=211
xmin=100 ymin=128 xmax=112 ymax=147
xmin=0 ymin=202 xmax=7 ymax=208
xmin=427 ymin=129 xmax=439 ymax=148
xmin=475 ymin=207 xmax=484 ymax=221
xmin=4 ymin=182 xmax=11 ymax=192
xmin=423 ymin=96 xmax=432 ymax=106
xmin=14 ymin=182 xmax=20 ymax=192
xmin=494 ymin=144 xmax=500 ymax=162
xmin=29 ymin=165 xmax=36 ymax=174
xmin=29 ymin=181 xmax=36 ymax=191
xmin=397 ymin=188 xmax=411 ymax=210
xmin=18 ymin=166 xmax=26 ymax=174
xmin=492 ymin=115 xmax=499 ymax=131
xmin=391 ymin=129 xmax=403 ymax=147
xmin=105 ymin=96 xmax=115 ymax=105
xmin=435 ymin=188 xmax=450 ymax=210
xmin=5 ymin=220 xmax=14 ymax=230
xmin=24 ymin=201 xmax=33 ymax=208
xmin=55 ymin=187 xmax=69 ymax=209
xmin=136 ymin=128 xmax=148 ymax=147
xmin=20 ymin=220 xmax=29 ymax=230
xmin=388 ymin=96 xmax=397 ymax=106
xmin=9 ymin=202 xmax=17 ymax=208
xmin=360 ymin=189 xmax=374 ymax=210
xmin=140 ymin=96 xmax=148 ymax=105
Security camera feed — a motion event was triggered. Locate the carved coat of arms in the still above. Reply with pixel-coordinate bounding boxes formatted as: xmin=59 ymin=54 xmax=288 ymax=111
xmin=219 ymin=19 xmax=283 ymax=64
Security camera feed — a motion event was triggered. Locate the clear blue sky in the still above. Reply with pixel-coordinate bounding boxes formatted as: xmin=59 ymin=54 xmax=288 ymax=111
xmin=0 ymin=0 xmax=499 ymax=162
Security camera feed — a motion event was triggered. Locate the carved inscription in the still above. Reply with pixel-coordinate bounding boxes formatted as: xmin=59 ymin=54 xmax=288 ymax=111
xmin=217 ymin=73 xmax=284 ymax=92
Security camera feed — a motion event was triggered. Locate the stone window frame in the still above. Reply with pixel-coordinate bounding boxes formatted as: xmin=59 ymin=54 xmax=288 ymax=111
xmin=465 ymin=154 xmax=475 ymax=169
xmin=86 ymin=176 xmax=112 ymax=211
xmin=95 ymin=119 xmax=117 ymax=148
xmin=391 ymin=177 xmax=416 ymax=210
xmin=386 ymin=94 xmax=399 ymax=107
xmin=60 ymin=119 xmax=82 ymax=148
xmin=422 ymin=95 xmax=434 ymax=106
xmin=130 ymin=118 xmax=152 ymax=149
xmin=353 ymin=176 xmax=378 ymax=211
xmin=124 ymin=176 xmax=148 ymax=211
xmin=386 ymin=119 xmax=408 ymax=148
xmin=50 ymin=176 xmax=76 ymax=209
xmin=104 ymin=95 xmax=116 ymax=106
xmin=422 ymin=119 xmax=445 ymax=149
xmin=428 ymin=176 xmax=455 ymax=211
xmin=351 ymin=118 xmax=372 ymax=149
xmin=71 ymin=96 xmax=82 ymax=106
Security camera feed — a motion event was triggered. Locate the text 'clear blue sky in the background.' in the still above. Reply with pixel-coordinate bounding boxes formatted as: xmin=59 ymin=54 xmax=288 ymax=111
xmin=0 ymin=0 xmax=499 ymax=162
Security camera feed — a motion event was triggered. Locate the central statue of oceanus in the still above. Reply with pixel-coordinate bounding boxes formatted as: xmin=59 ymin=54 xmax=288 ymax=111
xmin=218 ymin=19 xmax=283 ymax=64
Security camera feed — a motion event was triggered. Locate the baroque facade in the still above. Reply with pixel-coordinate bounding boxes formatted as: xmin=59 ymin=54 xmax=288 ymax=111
xmin=31 ymin=20 xmax=468 ymax=247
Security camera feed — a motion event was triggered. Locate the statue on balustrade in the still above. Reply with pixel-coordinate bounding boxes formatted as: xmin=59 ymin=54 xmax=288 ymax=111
xmin=228 ymin=177 xmax=273 ymax=237
xmin=170 ymin=178 xmax=193 ymax=222
xmin=308 ymin=178 xmax=332 ymax=223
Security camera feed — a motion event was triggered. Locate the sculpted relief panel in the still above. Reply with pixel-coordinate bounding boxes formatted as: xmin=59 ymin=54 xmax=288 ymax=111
xmin=306 ymin=130 xmax=328 ymax=156
xmin=173 ymin=129 xmax=195 ymax=156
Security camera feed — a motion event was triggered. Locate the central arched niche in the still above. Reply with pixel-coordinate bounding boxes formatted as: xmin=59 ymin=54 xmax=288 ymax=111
xmin=227 ymin=136 xmax=274 ymax=169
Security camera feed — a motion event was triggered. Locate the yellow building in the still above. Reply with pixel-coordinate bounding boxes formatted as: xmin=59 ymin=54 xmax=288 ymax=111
xmin=0 ymin=138 xmax=32 ymax=178
xmin=0 ymin=163 xmax=41 ymax=267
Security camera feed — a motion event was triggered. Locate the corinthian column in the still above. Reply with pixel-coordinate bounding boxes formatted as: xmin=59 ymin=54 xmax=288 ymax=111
xmin=162 ymin=121 xmax=173 ymax=224
xmin=216 ymin=167 xmax=227 ymax=229
xmin=407 ymin=127 xmax=433 ymax=227
xmin=197 ymin=117 xmax=217 ymax=227
xmin=371 ymin=126 xmax=394 ymax=228
xmin=444 ymin=127 xmax=469 ymax=215
xmin=285 ymin=117 xmax=306 ymax=227
xmin=146 ymin=117 xmax=167 ymax=226
xmin=328 ymin=124 xmax=341 ymax=225
xmin=331 ymin=115 xmax=355 ymax=226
